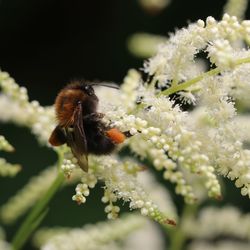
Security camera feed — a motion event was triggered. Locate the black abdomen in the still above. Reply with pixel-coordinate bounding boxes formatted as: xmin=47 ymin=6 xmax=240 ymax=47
xmin=84 ymin=121 xmax=115 ymax=155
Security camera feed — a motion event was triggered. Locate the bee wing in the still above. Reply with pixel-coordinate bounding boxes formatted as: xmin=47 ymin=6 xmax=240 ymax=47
xmin=66 ymin=103 xmax=88 ymax=172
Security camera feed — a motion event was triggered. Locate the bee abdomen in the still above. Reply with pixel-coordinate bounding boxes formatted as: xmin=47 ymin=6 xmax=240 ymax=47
xmin=87 ymin=137 xmax=116 ymax=155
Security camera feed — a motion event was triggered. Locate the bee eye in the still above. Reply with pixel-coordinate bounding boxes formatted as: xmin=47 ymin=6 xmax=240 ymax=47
xmin=84 ymin=85 xmax=94 ymax=96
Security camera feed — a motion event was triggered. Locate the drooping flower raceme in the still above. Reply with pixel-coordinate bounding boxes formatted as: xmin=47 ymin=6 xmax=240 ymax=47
xmin=183 ymin=206 xmax=250 ymax=250
xmin=0 ymin=71 xmax=175 ymax=226
xmin=127 ymin=14 xmax=250 ymax=200
xmin=34 ymin=214 xmax=165 ymax=250
xmin=0 ymin=135 xmax=21 ymax=177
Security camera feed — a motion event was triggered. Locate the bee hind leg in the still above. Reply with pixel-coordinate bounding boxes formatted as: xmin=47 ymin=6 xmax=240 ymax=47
xmin=49 ymin=125 xmax=67 ymax=146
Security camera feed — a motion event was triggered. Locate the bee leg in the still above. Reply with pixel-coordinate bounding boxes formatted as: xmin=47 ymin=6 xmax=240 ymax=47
xmin=123 ymin=130 xmax=141 ymax=138
xmin=83 ymin=112 xmax=104 ymax=122
xmin=49 ymin=125 xmax=67 ymax=146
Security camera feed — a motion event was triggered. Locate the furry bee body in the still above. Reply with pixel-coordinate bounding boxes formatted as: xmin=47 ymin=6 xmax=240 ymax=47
xmin=49 ymin=81 xmax=125 ymax=172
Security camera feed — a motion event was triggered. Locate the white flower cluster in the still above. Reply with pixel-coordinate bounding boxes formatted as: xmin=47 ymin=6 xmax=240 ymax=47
xmin=0 ymin=135 xmax=21 ymax=177
xmin=183 ymin=206 xmax=250 ymax=250
xmin=207 ymin=39 xmax=235 ymax=69
xmin=99 ymin=78 xmax=221 ymax=202
xmin=0 ymin=135 xmax=14 ymax=152
xmin=183 ymin=206 xmax=250 ymax=240
xmin=40 ymin=214 xmax=146 ymax=250
xmin=0 ymin=71 xmax=56 ymax=145
xmin=34 ymin=215 xmax=165 ymax=250
xmin=108 ymin=14 xmax=250 ymax=200
xmin=120 ymin=69 xmax=142 ymax=111
xmin=137 ymin=170 xmax=177 ymax=218
xmin=0 ymin=158 xmax=21 ymax=177
xmin=70 ymin=154 xmax=175 ymax=225
xmin=144 ymin=14 xmax=250 ymax=84
xmin=186 ymin=76 xmax=250 ymax=198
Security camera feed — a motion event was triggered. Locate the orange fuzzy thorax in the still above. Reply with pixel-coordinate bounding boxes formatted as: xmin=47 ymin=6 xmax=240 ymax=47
xmin=106 ymin=128 xmax=126 ymax=144
xmin=55 ymin=89 xmax=86 ymax=127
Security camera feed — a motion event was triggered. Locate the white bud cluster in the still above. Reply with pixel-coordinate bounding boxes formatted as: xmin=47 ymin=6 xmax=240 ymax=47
xmin=122 ymin=159 xmax=144 ymax=174
xmin=183 ymin=206 xmax=250 ymax=240
xmin=0 ymin=135 xmax=14 ymax=152
xmin=121 ymin=69 xmax=142 ymax=111
xmin=80 ymin=171 xmax=98 ymax=189
xmin=102 ymin=189 xmax=120 ymax=219
xmin=228 ymin=150 xmax=250 ymax=198
xmin=0 ymin=70 xmax=56 ymax=146
xmin=31 ymin=105 xmax=56 ymax=144
xmin=72 ymin=168 xmax=97 ymax=205
xmin=0 ymin=135 xmax=20 ymax=177
xmin=0 ymin=72 xmax=28 ymax=104
xmin=207 ymin=39 xmax=235 ymax=69
xmin=145 ymin=14 xmax=250 ymax=89
xmin=0 ymin=158 xmax=21 ymax=178
xmin=130 ymin=131 xmax=197 ymax=203
xmin=72 ymin=183 xmax=90 ymax=204
xmin=90 ymin=156 xmax=175 ymax=225
xmin=111 ymin=114 xmax=148 ymax=136
xmin=61 ymin=159 xmax=77 ymax=178
xmin=125 ymin=88 xmax=222 ymax=201
xmin=40 ymin=214 xmax=146 ymax=250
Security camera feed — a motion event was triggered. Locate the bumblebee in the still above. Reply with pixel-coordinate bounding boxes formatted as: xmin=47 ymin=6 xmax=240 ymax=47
xmin=49 ymin=81 xmax=127 ymax=172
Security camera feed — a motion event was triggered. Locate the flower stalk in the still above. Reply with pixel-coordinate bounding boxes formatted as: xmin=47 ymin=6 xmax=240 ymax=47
xmin=11 ymin=154 xmax=65 ymax=250
xmin=160 ymin=56 xmax=250 ymax=96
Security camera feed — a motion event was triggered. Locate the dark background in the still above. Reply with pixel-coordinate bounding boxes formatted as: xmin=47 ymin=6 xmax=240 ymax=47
xmin=0 ymin=0 xmax=229 ymax=105
xmin=0 ymin=0 xmax=249 ymax=249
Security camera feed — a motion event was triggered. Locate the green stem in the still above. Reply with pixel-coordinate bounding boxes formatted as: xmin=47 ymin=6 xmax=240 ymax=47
xmin=14 ymin=208 xmax=49 ymax=250
xmin=159 ymin=56 xmax=250 ymax=96
xmin=12 ymin=155 xmax=65 ymax=250
xmin=168 ymin=204 xmax=199 ymax=250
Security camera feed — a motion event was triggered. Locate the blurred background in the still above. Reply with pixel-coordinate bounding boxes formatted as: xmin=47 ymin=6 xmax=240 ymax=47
xmin=0 ymin=0 xmax=250 ymax=249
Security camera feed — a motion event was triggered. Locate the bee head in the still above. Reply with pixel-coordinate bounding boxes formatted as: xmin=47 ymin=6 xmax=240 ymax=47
xmin=80 ymin=83 xmax=96 ymax=97
xmin=64 ymin=82 xmax=98 ymax=102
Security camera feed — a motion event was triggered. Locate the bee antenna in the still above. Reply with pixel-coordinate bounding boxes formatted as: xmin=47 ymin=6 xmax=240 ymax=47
xmin=90 ymin=83 xmax=120 ymax=89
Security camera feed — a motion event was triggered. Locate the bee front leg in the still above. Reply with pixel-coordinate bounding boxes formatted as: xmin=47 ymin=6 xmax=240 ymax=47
xmin=83 ymin=113 xmax=104 ymax=122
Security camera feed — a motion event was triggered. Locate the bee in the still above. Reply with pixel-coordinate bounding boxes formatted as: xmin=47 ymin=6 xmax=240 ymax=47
xmin=49 ymin=81 xmax=128 ymax=172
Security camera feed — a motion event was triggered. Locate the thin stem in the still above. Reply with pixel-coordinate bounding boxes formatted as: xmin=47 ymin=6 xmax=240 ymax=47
xmin=12 ymin=152 xmax=65 ymax=250
xmin=168 ymin=204 xmax=199 ymax=250
xmin=14 ymin=208 xmax=49 ymax=250
xmin=159 ymin=56 xmax=250 ymax=96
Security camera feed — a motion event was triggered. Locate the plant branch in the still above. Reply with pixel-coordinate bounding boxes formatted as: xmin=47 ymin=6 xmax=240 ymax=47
xmin=159 ymin=56 xmax=250 ymax=96
xmin=168 ymin=204 xmax=199 ymax=250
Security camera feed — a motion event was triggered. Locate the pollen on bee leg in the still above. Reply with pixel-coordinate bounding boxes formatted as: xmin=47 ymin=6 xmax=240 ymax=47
xmin=106 ymin=128 xmax=126 ymax=144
